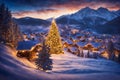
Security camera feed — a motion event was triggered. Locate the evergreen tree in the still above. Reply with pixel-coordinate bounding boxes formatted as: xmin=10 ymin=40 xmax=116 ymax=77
xmin=46 ymin=19 xmax=64 ymax=54
xmin=87 ymin=50 xmax=90 ymax=58
xmin=118 ymin=53 xmax=120 ymax=63
xmin=106 ymin=40 xmax=114 ymax=60
xmin=80 ymin=50 xmax=84 ymax=57
xmin=36 ymin=41 xmax=52 ymax=71
xmin=0 ymin=3 xmax=22 ymax=47
xmin=77 ymin=50 xmax=80 ymax=57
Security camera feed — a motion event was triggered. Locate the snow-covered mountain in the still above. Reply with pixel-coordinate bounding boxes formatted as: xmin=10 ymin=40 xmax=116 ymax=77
xmin=13 ymin=17 xmax=50 ymax=26
xmin=56 ymin=7 xmax=119 ymax=27
xmin=13 ymin=17 xmax=50 ymax=33
xmin=14 ymin=7 xmax=119 ymax=27
xmin=96 ymin=7 xmax=118 ymax=20
xmin=60 ymin=7 xmax=118 ymax=21
xmin=115 ymin=10 xmax=120 ymax=16
xmin=13 ymin=7 xmax=120 ymax=33
xmin=95 ymin=16 xmax=120 ymax=34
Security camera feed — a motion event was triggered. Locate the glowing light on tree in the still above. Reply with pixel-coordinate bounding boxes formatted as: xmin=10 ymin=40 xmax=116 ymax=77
xmin=46 ymin=19 xmax=64 ymax=54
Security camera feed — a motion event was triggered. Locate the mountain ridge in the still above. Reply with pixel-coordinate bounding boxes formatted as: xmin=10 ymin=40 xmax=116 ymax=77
xmin=95 ymin=16 xmax=120 ymax=34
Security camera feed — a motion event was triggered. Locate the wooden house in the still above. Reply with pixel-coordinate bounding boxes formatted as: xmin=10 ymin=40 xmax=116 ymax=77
xmin=17 ymin=41 xmax=42 ymax=61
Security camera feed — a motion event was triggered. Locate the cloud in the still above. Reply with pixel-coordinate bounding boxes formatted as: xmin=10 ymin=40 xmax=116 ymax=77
xmin=1 ymin=0 xmax=120 ymax=10
xmin=1 ymin=0 xmax=120 ymax=19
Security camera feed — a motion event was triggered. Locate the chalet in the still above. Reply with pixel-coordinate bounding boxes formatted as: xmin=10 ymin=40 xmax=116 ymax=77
xmin=76 ymin=42 xmax=87 ymax=48
xmin=63 ymin=39 xmax=73 ymax=48
xmin=90 ymin=42 xmax=101 ymax=52
xmin=83 ymin=50 xmax=89 ymax=58
xmin=100 ymin=51 xmax=109 ymax=59
xmin=71 ymin=29 xmax=79 ymax=34
xmin=83 ymin=43 xmax=94 ymax=50
xmin=79 ymin=37 xmax=86 ymax=42
xmin=114 ymin=43 xmax=120 ymax=58
xmin=17 ymin=41 xmax=42 ymax=61
xmin=17 ymin=41 xmax=38 ymax=51
xmin=68 ymin=46 xmax=79 ymax=55
xmin=76 ymin=42 xmax=102 ymax=58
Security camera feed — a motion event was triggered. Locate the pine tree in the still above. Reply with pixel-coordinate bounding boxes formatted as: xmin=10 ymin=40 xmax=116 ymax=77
xmin=36 ymin=41 xmax=52 ymax=71
xmin=87 ymin=50 xmax=90 ymax=58
xmin=118 ymin=53 xmax=120 ymax=63
xmin=106 ymin=40 xmax=114 ymax=60
xmin=0 ymin=3 xmax=22 ymax=47
xmin=80 ymin=50 xmax=84 ymax=57
xmin=46 ymin=19 xmax=64 ymax=54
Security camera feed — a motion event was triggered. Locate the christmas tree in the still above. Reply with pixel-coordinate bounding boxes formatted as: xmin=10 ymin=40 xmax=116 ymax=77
xmin=46 ymin=19 xmax=64 ymax=54
xmin=36 ymin=41 xmax=52 ymax=71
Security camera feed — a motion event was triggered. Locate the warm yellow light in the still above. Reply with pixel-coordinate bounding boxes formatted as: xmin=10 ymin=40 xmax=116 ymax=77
xmin=46 ymin=19 xmax=64 ymax=54
xmin=102 ymin=51 xmax=109 ymax=59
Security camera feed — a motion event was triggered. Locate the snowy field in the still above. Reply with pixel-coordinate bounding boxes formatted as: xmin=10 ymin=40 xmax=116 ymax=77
xmin=0 ymin=44 xmax=120 ymax=80
xmin=51 ymin=52 xmax=120 ymax=74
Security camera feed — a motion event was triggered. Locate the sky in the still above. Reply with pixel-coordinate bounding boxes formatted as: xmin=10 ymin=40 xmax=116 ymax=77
xmin=0 ymin=0 xmax=120 ymax=19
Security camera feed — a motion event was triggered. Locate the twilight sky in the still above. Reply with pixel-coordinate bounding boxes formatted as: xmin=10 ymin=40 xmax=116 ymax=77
xmin=0 ymin=0 xmax=120 ymax=19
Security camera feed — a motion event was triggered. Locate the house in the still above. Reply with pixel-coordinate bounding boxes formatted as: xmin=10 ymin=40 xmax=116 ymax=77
xmin=17 ymin=41 xmax=42 ymax=61
xmin=17 ymin=41 xmax=38 ymax=51
xmin=76 ymin=42 xmax=101 ymax=58
xmin=68 ymin=46 xmax=79 ymax=55
xmin=90 ymin=42 xmax=101 ymax=52
xmin=0 ymin=36 xmax=5 ymax=43
xmin=100 ymin=51 xmax=109 ymax=59
xmin=114 ymin=43 xmax=120 ymax=58
xmin=83 ymin=50 xmax=89 ymax=58
xmin=63 ymin=39 xmax=73 ymax=48
xmin=76 ymin=42 xmax=87 ymax=48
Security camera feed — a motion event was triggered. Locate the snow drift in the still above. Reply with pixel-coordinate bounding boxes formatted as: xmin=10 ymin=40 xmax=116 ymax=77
xmin=0 ymin=44 xmax=120 ymax=80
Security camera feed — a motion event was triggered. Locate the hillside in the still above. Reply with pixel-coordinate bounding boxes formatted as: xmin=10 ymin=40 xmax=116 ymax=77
xmin=0 ymin=44 xmax=120 ymax=80
xmin=13 ymin=17 xmax=50 ymax=26
xmin=95 ymin=16 xmax=120 ymax=34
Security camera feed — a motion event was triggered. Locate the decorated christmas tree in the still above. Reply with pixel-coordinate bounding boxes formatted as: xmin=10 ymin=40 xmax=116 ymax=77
xmin=46 ymin=19 xmax=64 ymax=54
xmin=36 ymin=41 xmax=52 ymax=71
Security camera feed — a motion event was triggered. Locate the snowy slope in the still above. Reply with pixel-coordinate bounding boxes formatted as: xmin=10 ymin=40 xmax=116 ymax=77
xmin=0 ymin=44 xmax=55 ymax=80
xmin=0 ymin=44 xmax=120 ymax=80
xmin=51 ymin=52 xmax=120 ymax=74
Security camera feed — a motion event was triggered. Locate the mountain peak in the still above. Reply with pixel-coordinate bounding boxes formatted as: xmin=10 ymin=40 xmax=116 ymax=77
xmin=77 ymin=7 xmax=95 ymax=13
xmin=83 ymin=7 xmax=91 ymax=10
xmin=97 ymin=7 xmax=109 ymax=11
xmin=81 ymin=7 xmax=92 ymax=11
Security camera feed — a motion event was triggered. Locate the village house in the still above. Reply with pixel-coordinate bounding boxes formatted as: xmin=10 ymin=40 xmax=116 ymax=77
xmin=100 ymin=51 xmax=109 ymax=59
xmin=63 ymin=39 xmax=73 ymax=48
xmin=75 ymin=41 xmax=102 ymax=58
xmin=17 ymin=40 xmax=42 ymax=61
xmin=114 ymin=42 xmax=120 ymax=62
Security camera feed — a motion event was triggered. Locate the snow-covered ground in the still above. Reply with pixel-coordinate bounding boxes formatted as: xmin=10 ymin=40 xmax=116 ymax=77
xmin=51 ymin=52 xmax=120 ymax=74
xmin=0 ymin=44 xmax=120 ymax=80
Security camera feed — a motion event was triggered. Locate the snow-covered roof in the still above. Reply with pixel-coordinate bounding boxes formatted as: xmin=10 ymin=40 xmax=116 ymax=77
xmin=71 ymin=36 xmax=76 ymax=40
xmin=76 ymin=42 xmax=87 ymax=47
xmin=76 ymin=33 xmax=83 ymax=37
xmin=65 ymin=39 xmax=73 ymax=44
xmin=70 ymin=47 xmax=78 ymax=52
xmin=90 ymin=42 xmax=101 ymax=48
xmin=17 ymin=41 xmax=38 ymax=50
xmin=79 ymin=37 xmax=86 ymax=41
xmin=114 ymin=43 xmax=120 ymax=51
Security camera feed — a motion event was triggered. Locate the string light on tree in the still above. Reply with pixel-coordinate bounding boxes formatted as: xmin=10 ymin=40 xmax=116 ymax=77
xmin=46 ymin=19 xmax=64 ymax=54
